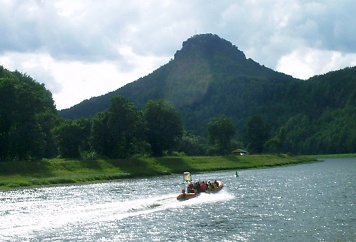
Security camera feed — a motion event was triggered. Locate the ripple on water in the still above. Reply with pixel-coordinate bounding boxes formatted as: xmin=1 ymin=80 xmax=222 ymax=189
xmin=0 ymin=158 xmax=355 ymax=241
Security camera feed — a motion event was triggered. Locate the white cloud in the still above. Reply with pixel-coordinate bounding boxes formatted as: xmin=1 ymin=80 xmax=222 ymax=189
xmin=0 ymin=50 xmax=169 ymax=109
xmin=276 ymin=47 xmax=356 ymax=79
xmin=0 ymin=0 xmax=355 ymax=109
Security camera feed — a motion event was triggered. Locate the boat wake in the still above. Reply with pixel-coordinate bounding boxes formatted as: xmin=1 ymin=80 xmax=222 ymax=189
xmin=112 ymin=190 xmax=235 ymax=219
xmin=0 ymin=190 xmax=234 ymax=240
xmin=75 ymin=190 xmax=235 ymax=224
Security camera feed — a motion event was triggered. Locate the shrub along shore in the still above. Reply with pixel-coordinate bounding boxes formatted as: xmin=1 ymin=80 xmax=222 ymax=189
xmin=0 ymin=154 xmax=350 ymax=190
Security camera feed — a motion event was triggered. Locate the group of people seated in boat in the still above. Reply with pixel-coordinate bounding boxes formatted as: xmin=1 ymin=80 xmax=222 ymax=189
xmin=186 ymin=180 xmax=219 ymax=194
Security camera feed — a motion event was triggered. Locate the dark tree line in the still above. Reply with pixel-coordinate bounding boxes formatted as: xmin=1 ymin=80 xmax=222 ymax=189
xmin=59 ymin=35 xmax=356 ymax=155
xmin=54 ymin=98 xmax=244 ymax=159
xmin=53 ymin=97 xmax=184 ymax=159
xmin=54 ymin=97 xmax=251 ymax=159
xmin=0 ymin=66 xmax=244 ymax=161
xmin=1 ymin=64 xmax=355 ymax=161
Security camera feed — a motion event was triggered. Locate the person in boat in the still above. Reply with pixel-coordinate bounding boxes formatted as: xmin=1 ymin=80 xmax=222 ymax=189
xmin=194 ymin=181 xmax=201 ymax=193
xmin=207 ymin=181 xmax=213 ymax=191
xmin=187 ymin=182 xmax=194 ymax=193
xmin=212 ymin=182 xmax=217 ymax=189
xmin=200 ymin=181 xmax=207 ymax=191
xmin=214 ymin=180 xmax=219 ymax=188
xmin=181 ymin=189 xmax=186 ymax=198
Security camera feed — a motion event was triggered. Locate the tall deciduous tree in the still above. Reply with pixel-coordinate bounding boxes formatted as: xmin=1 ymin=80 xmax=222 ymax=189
xmin=53 ymin=120 xmax=83 ymax=158
xmin=91 ymin=112 xmax=111 ymax=156
xmin=144 ymin=100 xmax=182 ymax=156
xmin=91 ymin=96 xmax=145 ymax=158
xmin=106 ymin=96 xmax=145 ymax=158
xmin=0 ymin=68 xmax=58 ymax=160
xmin=53 ymin=118 xmax=92 ymax=158
xmin=245 ymin=115 xmax=270 ymax=154
xmin=265 ymin=127 xmax=286 ymax=154
xmin=176 ymin=130 xmax=208 ymax=156
xmin=207 ymin=114 xmax=236 ymax=155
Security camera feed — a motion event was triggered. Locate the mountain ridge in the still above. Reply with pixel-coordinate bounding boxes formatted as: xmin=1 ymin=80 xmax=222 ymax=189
xmin=60 ymin=33 xmax=298 ymax=118
xmin=1 ymin=34 xmax=355 ymax=157
xmin=58 ymin=33 xmax=356 ymax=154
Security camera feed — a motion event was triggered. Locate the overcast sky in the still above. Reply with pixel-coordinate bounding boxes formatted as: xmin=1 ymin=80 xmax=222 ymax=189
xmin=1 ymin=0 xmax=355 ymax=110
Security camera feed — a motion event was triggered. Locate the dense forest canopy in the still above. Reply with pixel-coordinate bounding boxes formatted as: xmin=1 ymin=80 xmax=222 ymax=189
xmin=1 ymin=34 xmax=355 ymax=161
xmin=59 ymin=34 xmax=356 ymax=155
xmin=0 ymin=66 xmax=58 ymax=160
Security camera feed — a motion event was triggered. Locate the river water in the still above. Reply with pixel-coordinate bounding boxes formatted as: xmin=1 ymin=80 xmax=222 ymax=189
xmin=0 ymin=157 xmax=355 ymax=241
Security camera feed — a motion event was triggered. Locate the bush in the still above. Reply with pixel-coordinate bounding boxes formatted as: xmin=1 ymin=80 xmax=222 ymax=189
xmin=80 ymin=151 xmax=99 ymax=160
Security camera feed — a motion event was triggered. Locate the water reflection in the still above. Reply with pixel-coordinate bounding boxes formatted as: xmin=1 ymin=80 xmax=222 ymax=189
xmin=0 ymin=158 xmax=355 ymax=241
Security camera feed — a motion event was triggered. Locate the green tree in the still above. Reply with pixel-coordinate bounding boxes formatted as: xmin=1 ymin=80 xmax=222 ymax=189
xmin=0 ymin=78 xmax=18 ymax=160
xmin=75 ymin=118 xmax=92 ymax=154
xmin=245 ymin=115 xmax=270 ymax=154
xmin=144 ymin=100 xmax=183 ymax=156
xmin=91 ymin=96 xmax=145 ymax=158
xmin=90 ymin=112 xmax=111 ymax=156
xmin=0 ymin=68 xmax=58 ymax=160
xmin=265 ymin=127 xmax=286 ymax=154
xmin=53 ymin=118 xmax=93 ymax=159
xmin=35 ymin=110 xmax=59 ymax=158
xmin=53 ymin=120 xmax=83 ymax=158
xmin=207 ymin=114 xmax=236 ymax=155
xmin=176 ymin=130 xmax=208 ymax=156
xmin=106 ymin=96 xmax=145 ymax=158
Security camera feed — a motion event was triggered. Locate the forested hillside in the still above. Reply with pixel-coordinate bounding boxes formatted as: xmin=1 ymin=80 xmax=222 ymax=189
xmin=60 ymin=34 xmax=298 ymax=121
xmin=59 ymin=34 xmax=356 ymax=154
xmin=1 ymin=34 xmax=355 ymax=160
xmin=283 ymin=68 xmax=356 ymax=154
xmin=0 ymin=66 xmax=184 ymax=160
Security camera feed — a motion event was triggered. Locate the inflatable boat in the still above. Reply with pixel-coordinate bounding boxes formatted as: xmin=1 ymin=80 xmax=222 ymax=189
xmin=177 ymin=180 xmax=224 ymax=200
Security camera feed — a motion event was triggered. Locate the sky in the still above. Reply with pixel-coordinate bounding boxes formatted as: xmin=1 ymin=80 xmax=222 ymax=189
xmin=1 ymin=0 xmax=355 ymax=110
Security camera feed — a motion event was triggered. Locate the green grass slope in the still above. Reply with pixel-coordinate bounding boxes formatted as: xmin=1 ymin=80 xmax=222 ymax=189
xmin=0 ymin=155 xmax=318 ymax=189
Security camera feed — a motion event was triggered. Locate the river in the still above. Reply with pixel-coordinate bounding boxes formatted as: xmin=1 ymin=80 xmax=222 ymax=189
xmin=0 ymin=157 xmax=355 ymax=241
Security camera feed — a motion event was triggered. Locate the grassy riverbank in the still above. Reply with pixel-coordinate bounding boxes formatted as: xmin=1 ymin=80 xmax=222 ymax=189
xmin=0 ymin=154 xmax=321 ymax=189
